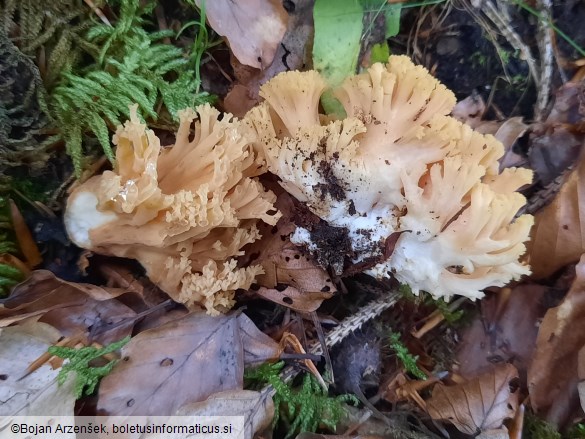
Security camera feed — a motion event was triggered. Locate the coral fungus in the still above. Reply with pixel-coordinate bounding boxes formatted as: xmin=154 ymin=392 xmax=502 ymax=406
xmin=65 ymin=104 xmax=280 ymax=314
xmin=244 ymin=55 xmax=534 ymax=300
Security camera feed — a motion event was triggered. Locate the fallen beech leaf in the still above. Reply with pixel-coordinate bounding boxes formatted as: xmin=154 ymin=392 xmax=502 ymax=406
xmin=528 ymin=151 xmax=585 ymax=279
xmin=528 ymin=254 xmax=585 ymax=425
xmin=545 ymin=82 xmax=585 ymax=128
xmin=0 ymin=270 xmax=137 ymax=344
xmin=195 ymin=0 xmax=287 ymax=69
xmin=243 ymin=188 xmax=335 ymax=312
xmin=256 ymin=285 xmax=333 ymax=313
xmin=0 ymin=321 xmax=76 ymax=416
xmin=176 ymin=390 xmax=274 ymax=439
xmin=456 ymin=284 xmax=546 ymax=379
xmin=223 ymin=0 xmax=314 ymax=117
xmin=528 ymin=124 xmax=582 ymax=186
xmin=426 ymin=364 xmax=519 ymax=435
xmin=97 ymin=312 xmax=280 ymax=416
xmin=495 ymin=117 xmax=529 ymax=170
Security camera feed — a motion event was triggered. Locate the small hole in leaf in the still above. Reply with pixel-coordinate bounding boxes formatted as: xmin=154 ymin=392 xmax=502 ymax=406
xmin=509 ymin=377 xmax=520 ymax=393
xmin=0 ymin=374 xmax=7 ymax=380
xmin=321 ymin=286 xmax=331 ymax=292
xmin=127 ymin=399 xmax=135 ymax=407
xmin=507 ymin=403 xmax=513 ymax=410
xmin=160 ymin=358 xmax=173 ymax=367
xmin=275 ymin=283 xmax=288 ymax=292
xmin=283 ymin=0 xmax=295 ymax=13
xmin=283 ymin=297 xmax=293 ymax=305
xmin=267 ymin=209 xmax=278 ymax=216
xmin=250 ymin=283 xmax=260 ymax=291
xmin=285 ymin=257 xmax=290 ymax=262
xmin=294 ymin=254 xmax=300 ymax=259
xmin=123 ymin=356 xmax=130 ymax=362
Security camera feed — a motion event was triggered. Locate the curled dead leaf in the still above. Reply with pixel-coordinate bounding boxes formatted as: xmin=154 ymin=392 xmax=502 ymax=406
xmin=223 ymin=0 xmax=314 ymax=117
xmin=528 ymin=254 xmax=585 ymax=425
xmin=195 ymin=0 xmax=288 ymax=69
xmin=528 ymin=151 xmax=585 ymax=279
xmin=426 ymin=363 xmax=520 ymax=435
xmin=9 ymin=199 xmax=42 ymax=268
xmin=0 ymin=270 xmax=137 ymax=344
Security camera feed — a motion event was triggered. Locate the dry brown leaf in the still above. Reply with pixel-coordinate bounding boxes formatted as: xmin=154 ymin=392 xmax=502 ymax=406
xmin=528 ymin=152 xmax=585 ymax=279
xmin=195 ymin=0 xmax=287 ymax=69
xmin=545 ymin=82 xmax=585 ymax=128
xmin=456 ymin=284 xmax=546 ymax=379
xmin=426 ymin=364 xmax=519 ymax=435
xmin=9 ymin=199 xmax=42 ymax=267
xmin=495 ymin=117 xmax=529 ymax=169
xmin=0 ymin=270 xmax=137 ymax=344
xmin=528 ymin=124 xmax=583 ymax=186
xmin=0 ymin=321 xmax=76 ymax=416
xmin=176 ymin=390 xmax=274 ymax=439
xmin=97 ymin=312 xmax=280 ymax=416
xmin=223 ymin=0 xmax=313 ymax=116
xmin=528 ymin=254 xmax=585 ymax=425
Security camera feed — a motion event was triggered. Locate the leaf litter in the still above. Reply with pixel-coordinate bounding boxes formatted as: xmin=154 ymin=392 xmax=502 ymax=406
xmin=97 ymin=312 xmax=280 ymax=416
xmin=5 ymin=1 xmax=585 ymax=438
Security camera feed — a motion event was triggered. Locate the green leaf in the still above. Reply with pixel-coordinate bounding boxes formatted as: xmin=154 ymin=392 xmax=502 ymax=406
xmin=385 ymin=4 xmax=402 ymax=38
xmin=370 ymin=42 xmax=390 ymax=65
xmin=313 ymin=0 xmax=364 ymax=115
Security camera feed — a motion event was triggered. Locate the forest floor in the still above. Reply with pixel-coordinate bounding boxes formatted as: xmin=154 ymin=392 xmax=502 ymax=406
xmin=3 ymin=1 xmax=585 ymax=438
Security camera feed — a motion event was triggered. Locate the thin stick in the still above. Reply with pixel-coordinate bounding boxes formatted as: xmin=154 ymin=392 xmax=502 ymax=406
xmin=18 ymin=334 xmax=84 ymax=381
xmin=83 ymin=0 xmax=111 ymax=26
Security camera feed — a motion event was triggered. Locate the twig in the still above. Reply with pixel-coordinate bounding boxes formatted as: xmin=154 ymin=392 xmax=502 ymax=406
xmin=83 ymin=0 xmax=111 ymax=26
xmin=18 ymin=334 xmax=84 ymax=381
xmin=535 ymin=0 xmax=554 ymax=121
xmin=479 ymin=1 xmax=541 ymax=91
xmin=264 ymin=285 xmax=400 ymax=400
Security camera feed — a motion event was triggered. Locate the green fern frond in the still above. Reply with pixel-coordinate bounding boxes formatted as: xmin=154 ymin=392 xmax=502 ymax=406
xmin=0 ymin=185 xmax=25 ymax=298
xmin=49 ymin=336 xmax=130 ymax=398
xmin=1 ymin=0 xmax=98 ymax=89
xmin=49 ymin=0 xmax=216 ymax=175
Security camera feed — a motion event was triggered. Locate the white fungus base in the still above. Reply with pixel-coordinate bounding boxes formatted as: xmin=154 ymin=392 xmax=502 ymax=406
xmin=64 ymin=191 xmax=117 ymax=248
